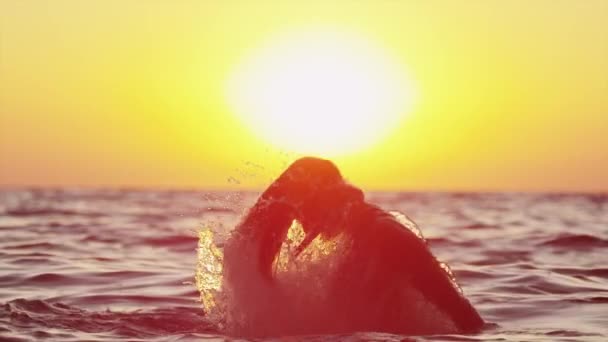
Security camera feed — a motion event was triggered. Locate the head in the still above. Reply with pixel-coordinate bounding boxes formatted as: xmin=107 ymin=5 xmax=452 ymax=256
xmin=261 ymin=157 xmax=344 ymax=207
xmin=291 ymin=164 xmax=365 ymax=255
xmin=297 ymin=182 xmax=364 ymax=238
xmin=257 ymin=156 xmax=364 ymax=257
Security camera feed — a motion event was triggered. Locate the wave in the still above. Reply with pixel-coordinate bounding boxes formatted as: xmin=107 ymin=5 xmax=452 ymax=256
xmin=550 ymin=267 xmax=608 ymax=279
xmin=143 ymin=235 xmax=198 ymax=247
xmin=539 ymin=234 xmax=608 ymax=249
xmin=3 ymin=242 xmax=59 ymax=250
xmin=459 ymin=223 xmax=500 ymax=230
xmin=5 ymin=208 xmax=104 ymax=218
xmin=0 ymin=298 xmax=212 ymax=339
xmin=565 ymin=296 xmax=608 ymax=304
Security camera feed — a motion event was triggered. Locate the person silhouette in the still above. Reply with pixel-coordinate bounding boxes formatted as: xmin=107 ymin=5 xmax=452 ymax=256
xmin=228 ymin=157 xmax=346 ymax=279
xmin=226 ymin=156 xmax=484 ymax=334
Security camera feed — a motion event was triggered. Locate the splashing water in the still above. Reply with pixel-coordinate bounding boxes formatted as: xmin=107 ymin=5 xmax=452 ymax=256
xmin=196 ymin=210 xmax=463 ymax=337
xmin=196 ymin=219 xmax=343 ymax=335
xmin=195 ymin=229 xmax=224 ymax=326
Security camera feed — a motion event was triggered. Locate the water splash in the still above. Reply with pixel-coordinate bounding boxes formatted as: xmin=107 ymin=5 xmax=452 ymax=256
xmin=195 ymin=228 xmax=224 ymax=326
xmin=196 ymin=210 xmax=466 ymax=337
xmin=390 ymin=210 xmax=424 ymax=239
xmin=195 ymin=219 xmax=348 ymax=336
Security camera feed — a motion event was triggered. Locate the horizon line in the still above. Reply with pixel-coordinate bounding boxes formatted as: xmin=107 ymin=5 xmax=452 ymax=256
xmin=1 ymin=183 xmax=606 ymax=195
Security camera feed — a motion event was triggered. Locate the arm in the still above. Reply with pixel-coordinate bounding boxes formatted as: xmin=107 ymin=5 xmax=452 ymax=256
xmin=238 ymin=199 xmax=295 ymax=281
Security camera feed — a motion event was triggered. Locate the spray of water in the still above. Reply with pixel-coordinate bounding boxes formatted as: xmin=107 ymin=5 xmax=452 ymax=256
xmin=196 ymin=210 xmax=463 ymax=337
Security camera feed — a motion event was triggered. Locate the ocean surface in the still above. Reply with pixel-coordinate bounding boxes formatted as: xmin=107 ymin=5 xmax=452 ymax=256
xmin=0 ymin=189 xmax=607 ymax=341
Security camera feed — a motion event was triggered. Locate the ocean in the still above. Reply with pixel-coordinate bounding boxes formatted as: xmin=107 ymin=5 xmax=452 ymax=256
xmin=0 ymin=189 xmax=606 ymax=341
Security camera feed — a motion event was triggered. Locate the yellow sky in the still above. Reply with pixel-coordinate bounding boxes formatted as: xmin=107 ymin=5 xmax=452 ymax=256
xmin=1 ymin=1 xmax=607 ymax=192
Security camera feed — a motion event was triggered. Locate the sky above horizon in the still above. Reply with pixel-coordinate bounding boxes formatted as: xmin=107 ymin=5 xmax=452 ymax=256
xmin=1 ymin=1 xmax=607 ymax=192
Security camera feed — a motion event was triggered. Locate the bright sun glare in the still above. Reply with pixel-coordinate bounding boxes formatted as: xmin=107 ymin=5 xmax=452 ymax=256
xmin=226 ymin=29 xmax=417 ymax=156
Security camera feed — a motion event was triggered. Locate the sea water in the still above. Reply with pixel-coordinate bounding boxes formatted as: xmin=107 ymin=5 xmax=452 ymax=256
xmin=1 ymin=189 xmax=607 ymax=341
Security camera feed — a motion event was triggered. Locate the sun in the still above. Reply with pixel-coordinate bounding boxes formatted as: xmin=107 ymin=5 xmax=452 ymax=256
xmin=226 ymin=29 xmax=417 ymax=157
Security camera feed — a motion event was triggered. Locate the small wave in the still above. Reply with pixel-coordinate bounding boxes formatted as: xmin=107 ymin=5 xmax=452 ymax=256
xmin=471 ymin=250 xmax=531 ymax=266
xmin=92 ymin=270 xmax=158 ymax=279
xmin=459 ymin=223 xmax=499 ymax=230
xmin=539 ymin=234 xmax=608 ymax=249
xmin=453 ymin=269 xmax=495 ymax=281
xmin=0 ymin=298 xmax=213 ymax=338
xmin=499 ymin=273 xmax=607 ymax=296
xmin=132 ymin=213 xmax=170 ymax=222
xmin=143 ymin=235 xmax=198 ymax=247
xmin=65 ymin=294 xmax=195 ymax=307
xmin=3 ymin=242 xmax=58 ymax=250
xmin=79 ymin=235 xmax=123 ymax=244
xmin=23 ymin=273 xmax=77 ymax=285
xmin=587 ymin=194 xmax=608 ymax=205
xmin=550 ymin=267 xmax=608 ymax=279
xmin=567 ymin=296 xmax=608 ymax=304
xmin=1 ymin=271 xmax=165 ymax=288
xmin=3 ymin=252 xmax=54 ymax=258
xmin=6 ymin=208 xmax=103 ymax=218
xmin=546 ymin=329 xmax=604 ymax=337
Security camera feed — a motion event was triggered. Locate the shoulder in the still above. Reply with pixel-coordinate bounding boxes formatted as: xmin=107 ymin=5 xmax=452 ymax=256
xmin=350 ymin=203 xmax=429 ymax=254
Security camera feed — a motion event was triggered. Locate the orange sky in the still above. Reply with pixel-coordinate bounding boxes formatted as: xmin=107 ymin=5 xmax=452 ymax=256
xmin=1 ymin=1 xmax=607 ymax=192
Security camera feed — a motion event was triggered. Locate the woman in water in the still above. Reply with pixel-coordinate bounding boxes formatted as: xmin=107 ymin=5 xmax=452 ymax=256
xmin=223 ymin=157 xmax=484 ymax=335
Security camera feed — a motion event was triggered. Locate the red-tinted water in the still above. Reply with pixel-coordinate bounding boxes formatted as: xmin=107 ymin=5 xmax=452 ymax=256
xmin=1 ymin=189 xmax=607 ymax=341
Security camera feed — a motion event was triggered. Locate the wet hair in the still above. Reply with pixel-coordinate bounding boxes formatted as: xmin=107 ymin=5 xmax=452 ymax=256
xmin=299 ymin=182 xmax=364 ymax=225
xmin=243 ymin=157 xmax=347 ymax=278
xmin=260 ymin=157 xmax=344 ymax=206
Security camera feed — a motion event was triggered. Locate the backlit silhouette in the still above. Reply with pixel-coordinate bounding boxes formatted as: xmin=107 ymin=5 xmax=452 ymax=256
xmin=222 ymin=157 xmax=484 ymax=336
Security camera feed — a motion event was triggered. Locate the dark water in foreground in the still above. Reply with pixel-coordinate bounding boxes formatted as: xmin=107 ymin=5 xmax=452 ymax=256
xmin=0 ymin=189 xmax=607 ymax=341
